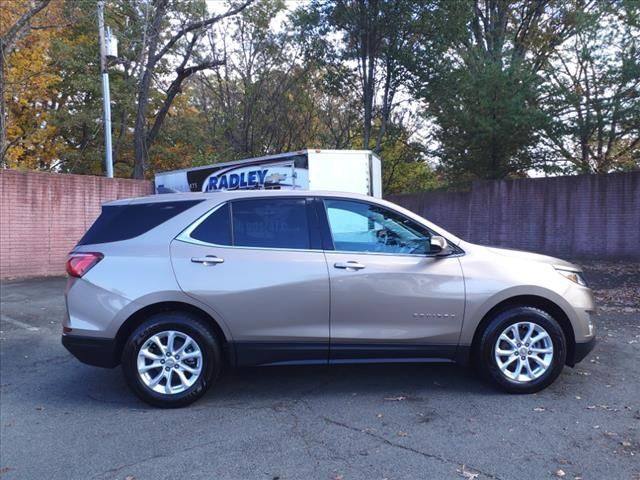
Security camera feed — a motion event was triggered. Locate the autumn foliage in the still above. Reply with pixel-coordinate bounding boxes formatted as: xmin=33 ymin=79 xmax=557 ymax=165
xmin=0 ymin=0 xmax=637 ymax=190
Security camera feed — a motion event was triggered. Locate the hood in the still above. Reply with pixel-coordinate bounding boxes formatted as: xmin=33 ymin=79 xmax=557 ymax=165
xmin=485 ymin=246 xmax=581 ymax=271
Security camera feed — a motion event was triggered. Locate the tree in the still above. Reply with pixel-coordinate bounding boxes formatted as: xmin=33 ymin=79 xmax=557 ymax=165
xmin=192 ymin=0 xmax=339 ymax=160
xmin=378 ymin=114 xmax=439 ymax=194
xmin=416 ymin=0 xmax=600 ymax=184
xmin=429 ymin=56 xmax=548 ymax=183
xmin=131 ymin=0 xmax=253 ymax=178
xmin=296 ymin=0 xmax=449 ymax=153
xmin=313 ymin=67 xmax=361 ymax=149
xmin=0 ymin=0 xmax=52 ymax=165
xmin=4 ymin=19 xmax=64 ymax=170
xmin=147 ymin=90 xmax=213 ymax=172
xmin=42 ymin=0 xmax=138 ymax=175
xmin=540 ymin=2 xmax=640 ymax=173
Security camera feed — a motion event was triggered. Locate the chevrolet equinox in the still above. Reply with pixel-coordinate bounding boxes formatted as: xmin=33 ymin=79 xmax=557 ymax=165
xmin=62 ymin=191 xmax=596 ymax=407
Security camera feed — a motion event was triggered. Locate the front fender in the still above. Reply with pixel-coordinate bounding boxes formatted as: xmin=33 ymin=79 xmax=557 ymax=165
xmin=459 ymin=284 xmax=580 ymax=346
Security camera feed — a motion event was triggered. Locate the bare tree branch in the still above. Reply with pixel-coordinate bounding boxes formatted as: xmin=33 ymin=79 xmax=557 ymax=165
xmin=0 ymin=0 xmax=51 ymax=53
xmin=153 ymin=1 xmax=254 ymax=64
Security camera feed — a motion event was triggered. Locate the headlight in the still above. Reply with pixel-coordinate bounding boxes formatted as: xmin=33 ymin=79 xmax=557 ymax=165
xmin=555 ymin=268 xmax=587 ymax=286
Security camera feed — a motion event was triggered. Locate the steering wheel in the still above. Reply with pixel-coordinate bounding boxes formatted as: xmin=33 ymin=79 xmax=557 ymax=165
xmin=378 ymin=229 xmax=406 ymax=249
xmin=376 ymin=229 xmax=392 ymax=246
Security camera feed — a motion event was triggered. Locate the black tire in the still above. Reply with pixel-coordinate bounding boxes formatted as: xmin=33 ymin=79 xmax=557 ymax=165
xmin=478 ymin=306 xmax=567 ymax=394
xmin=122 ymin=311 xmax=221 ymax=408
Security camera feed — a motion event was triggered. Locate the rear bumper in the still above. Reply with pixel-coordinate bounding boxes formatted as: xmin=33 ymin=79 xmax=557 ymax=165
xmin=570 ymin=337 xmax=597 ymax=366
xmin=62 ymin=335 xmax=119 ymax=368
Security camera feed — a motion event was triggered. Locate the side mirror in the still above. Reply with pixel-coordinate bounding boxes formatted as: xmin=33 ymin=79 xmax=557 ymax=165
xmin=429 ymin=235 xmax=450 ymax=255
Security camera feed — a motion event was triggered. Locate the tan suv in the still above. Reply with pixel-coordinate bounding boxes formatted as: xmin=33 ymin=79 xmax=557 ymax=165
xmin=62 ymin=191 xmax=596 ymax=407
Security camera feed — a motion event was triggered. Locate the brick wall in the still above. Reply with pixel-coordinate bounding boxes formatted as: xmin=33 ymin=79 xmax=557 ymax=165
xmin=1 ymin=170 xmax=638 ymax=279
xmin=0 ymin=170 xmax=153 ymax=279
xmin=388 ymin=172 xmax=640 ymax=260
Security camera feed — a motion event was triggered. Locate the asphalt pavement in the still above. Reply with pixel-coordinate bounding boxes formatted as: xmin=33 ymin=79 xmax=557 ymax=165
xmin=1 ymin=268 xmax=639 ymax=480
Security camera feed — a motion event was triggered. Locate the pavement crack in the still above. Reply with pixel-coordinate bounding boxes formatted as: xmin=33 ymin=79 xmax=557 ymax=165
xmin=322 ymin=416 xmax=506 ymax=480
xmin=90 ymin=453 xmax=167 ymax=479
xmin=90 ymin=438 xmax=223 ymax=479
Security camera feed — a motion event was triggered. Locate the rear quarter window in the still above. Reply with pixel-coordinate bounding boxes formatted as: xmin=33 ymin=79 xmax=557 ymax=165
xmin=78 ymin=200 xmax=202 ymax=245
xmin=190 ymin=203 xmax=232 ymax=245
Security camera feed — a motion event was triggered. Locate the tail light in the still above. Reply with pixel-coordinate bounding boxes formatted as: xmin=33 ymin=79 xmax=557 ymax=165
xmin=66 ymin=252 xmax=103 ymax=278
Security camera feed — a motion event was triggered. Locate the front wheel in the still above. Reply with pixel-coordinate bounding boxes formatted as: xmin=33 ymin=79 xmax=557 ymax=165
xmin=122 ymin=312 xmax=221 ymax=407
xmin=479 ymin=306 xmax=567 ymax=394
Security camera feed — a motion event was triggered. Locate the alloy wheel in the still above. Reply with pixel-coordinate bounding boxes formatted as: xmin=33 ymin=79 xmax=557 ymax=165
xmin=494 ymin=322 xmax=554 ymax=382
xmin=137 ymin=330 xmax=203 ymax=394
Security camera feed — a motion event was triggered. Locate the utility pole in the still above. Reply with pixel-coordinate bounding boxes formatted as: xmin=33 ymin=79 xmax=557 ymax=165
xmin=97 ymin=0 xmax=114 ymax=178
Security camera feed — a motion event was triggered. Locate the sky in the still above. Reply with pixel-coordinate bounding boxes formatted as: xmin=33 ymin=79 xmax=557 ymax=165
xmin=206 ymin=0 xmax=309 ymax=13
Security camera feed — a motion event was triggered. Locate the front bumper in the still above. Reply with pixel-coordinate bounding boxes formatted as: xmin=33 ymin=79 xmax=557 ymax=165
xmin=569 ymin=336 xmax=597 ymax=366
xmin=62 ymin=335 xmax=119 ymax=368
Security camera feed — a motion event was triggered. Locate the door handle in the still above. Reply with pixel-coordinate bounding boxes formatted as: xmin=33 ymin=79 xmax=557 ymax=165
xmin=334 ymin=261 xmax=366 ymax=271
xmin=191 ymin=255 xmax=224 ymax=265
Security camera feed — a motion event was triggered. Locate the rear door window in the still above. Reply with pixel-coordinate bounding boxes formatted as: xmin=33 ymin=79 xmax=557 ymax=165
xmin=231 ymin=198 xmax=311 ymax=249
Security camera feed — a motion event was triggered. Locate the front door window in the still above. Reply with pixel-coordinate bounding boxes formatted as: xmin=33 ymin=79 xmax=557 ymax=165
xmin=324 ymin=199 xmax=431 ymax=255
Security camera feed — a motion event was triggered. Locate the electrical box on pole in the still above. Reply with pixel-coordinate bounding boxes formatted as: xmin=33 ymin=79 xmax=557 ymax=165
xmin=106 ymin=27 xmax=118 ymax=58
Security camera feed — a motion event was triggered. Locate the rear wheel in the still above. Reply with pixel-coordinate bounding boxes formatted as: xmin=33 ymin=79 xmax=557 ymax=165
xmin=122 ymin=312 xmax=220 ymax=407
xmin=479 ymin=306 xmax=567 ymax=394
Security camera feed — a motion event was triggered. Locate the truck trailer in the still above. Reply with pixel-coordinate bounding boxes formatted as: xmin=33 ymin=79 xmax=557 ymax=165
xmin=154 ymin=149 xmax=382 ymax=198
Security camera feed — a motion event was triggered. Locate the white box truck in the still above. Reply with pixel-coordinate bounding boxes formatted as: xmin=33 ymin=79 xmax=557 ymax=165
xmin=154 ymin=149 xmax=382 ymax=198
